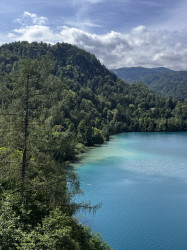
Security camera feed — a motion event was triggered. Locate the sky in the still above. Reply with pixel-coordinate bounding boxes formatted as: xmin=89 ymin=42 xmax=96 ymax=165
xmin=1 ymin=0 xmax=187 ymax=70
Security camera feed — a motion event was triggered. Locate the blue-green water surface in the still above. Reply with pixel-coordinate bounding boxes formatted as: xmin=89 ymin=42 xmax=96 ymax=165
xmin=73 ymin=132 xmax=187 ymax=250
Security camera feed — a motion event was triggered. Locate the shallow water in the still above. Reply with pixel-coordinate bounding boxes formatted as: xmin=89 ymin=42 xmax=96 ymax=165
xmin=73 ymin=132 xmax=187 ymax=250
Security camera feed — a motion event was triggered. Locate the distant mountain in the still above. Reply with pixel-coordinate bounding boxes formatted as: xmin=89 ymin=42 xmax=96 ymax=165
xmin=0 ymin=42 xmax=187 ymax=140
xmin=0 ymin=41 xmax=187 ymax=248
xmin=111 ymin=67 xmax=187 ymax=100
xmin=111 ymin=67 xmax=173 ymax=82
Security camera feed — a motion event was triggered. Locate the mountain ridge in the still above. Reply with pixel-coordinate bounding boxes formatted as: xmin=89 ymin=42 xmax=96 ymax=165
xmin=111 ymin=66 xmax=187 ymax=100
xmin=0 ymin=41 xmax=187 ymax=248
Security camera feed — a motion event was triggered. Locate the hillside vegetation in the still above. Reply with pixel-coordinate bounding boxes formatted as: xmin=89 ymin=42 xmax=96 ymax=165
xmin=0 ymin=42 xmax=187 ymax=249
xmin=111 ymin=67 xmax=187 ymax=100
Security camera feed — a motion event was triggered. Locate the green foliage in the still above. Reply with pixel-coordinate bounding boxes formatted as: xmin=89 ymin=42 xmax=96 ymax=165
xmin=0 ymin=42 xmax=186 ymax=137
xmin=0 ymin=53 xmax=110 ymax=248
xmin=0 ymin=197 xmax=110 ymax=249
xmin=111 ymin=66 xmax=187 ymax=100
xmin=111 ymin=66 xmax=172 ymax=82
xmin=146 ymin=71 xmax=187 ymax=101
xmin=0 ymin=41 xmax=187 ymax=249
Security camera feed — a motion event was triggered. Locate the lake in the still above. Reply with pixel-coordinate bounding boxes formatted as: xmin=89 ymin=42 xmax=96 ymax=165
xmin=73 ymin=132 xmax=187 ymax=250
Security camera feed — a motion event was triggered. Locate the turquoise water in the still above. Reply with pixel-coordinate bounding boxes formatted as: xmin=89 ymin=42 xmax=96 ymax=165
xmin=73 ymin=132 xmax=187 ymax=250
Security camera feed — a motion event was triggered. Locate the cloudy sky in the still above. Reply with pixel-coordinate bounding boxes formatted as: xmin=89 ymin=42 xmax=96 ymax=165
xmin=1 ymin=0 xmax=187 ymax=70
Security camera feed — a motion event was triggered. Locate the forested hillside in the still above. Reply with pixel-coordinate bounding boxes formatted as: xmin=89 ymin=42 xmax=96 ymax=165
xmin=111 ymin=67 xmax=172 ymax=82
xmin=141 ymin=71 xmax=187 ymax=100
xmin=111 ymin=67 xmax=187 ymax=100
xmin=0 ymin=41 xmax=187 ymax=248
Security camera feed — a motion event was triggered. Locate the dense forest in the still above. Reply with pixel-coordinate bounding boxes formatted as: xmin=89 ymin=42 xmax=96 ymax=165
xmin=111 ymin=67 xmax=172 ymax=82
xmin=0 ymin=41 xmax=187 ymax=249
xmin=111 ymin=67 xmax=187 ymax=100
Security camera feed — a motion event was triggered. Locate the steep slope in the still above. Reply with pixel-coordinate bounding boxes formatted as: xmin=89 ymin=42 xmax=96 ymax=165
xmin=111 ymin=66 xmax=187 ymax=100
xmin=141 ymin=71 xmax=187 ymax=100
xmin=0 ymin=41 xmax=187 ymax=248
xmin=1 ymin=42 xmax=186 ymax=136
xmin=0 ymin=42 xmax=113 ymax=249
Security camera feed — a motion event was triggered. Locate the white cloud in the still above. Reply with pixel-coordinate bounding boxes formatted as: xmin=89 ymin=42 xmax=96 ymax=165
xmin=8 ymin=12 xmax=187 ymax=70
xmin=16 ymin=11 xmax=48 ymax=26
xmin=8 ymin=25 xmax=61 ymax=44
